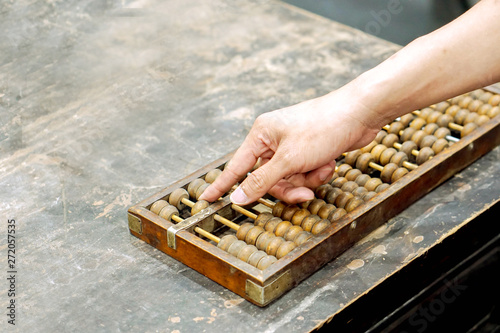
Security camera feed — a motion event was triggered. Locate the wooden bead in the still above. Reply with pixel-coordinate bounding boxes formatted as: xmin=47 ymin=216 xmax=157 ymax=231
xmin=299 ymin=199 xmax=313 ymax=210
xmin=228 ymin=240 xmax=247 ymax=257
xmin=454 ymin=109 xmax=469 ymax=125
xmin=237 ymin=245 xmax=259 ymax=262
xmin=191 ymin=200 xmax=209 ymax=215
xmin=217 ymin=235 xmax=238 ymax=252
xmin=272 ymin=201 xmax=286 ymax=218
xmin=311 ymin=219 xmax=330 ymax=235
xmin=284 ymin=225 xmax=304 ymax=242
xmin=195 ymin=183 xmax=210 ymax=200
xmin=274 ymin=221 xmax=292 ymax=238
xmin=150 ymin=199 xmax=168 ymax=215
xmin=345 ymin=196 xmax=364 ymax=212
xmin=432 ymin=138 xmax=449 ymax=154
xmin=325 ymin=187 xmax=343 ymax=204
xmin=423 ymin=123 xmax=439 ymax=135
xmin=419 ymin=107 xmax=433 ymax=120
xmin=381 ymin=133 xmax=399 ymax=148
xmin=308 ymin=199 xmax=326 ymax=215
xmin=205 ymin=168 xmax=222 ymax=183
xmin=411 ymin=130 xmax=427 ymax=147
xmin=380 ymin=163 xmax=398 ymax=183
xmin=434 ymin=127 xmax=451 ymax=139
xmin=266 ymin=237 xmax=285 ymax=256
xmin=331 ymin=176 xmax=348 ymax=188
xmin=370 ymin=144 xmax=387 ymax=163
xmin=345 ymin=169 xmax=362 ymax=182
xmin=254 ymin=212 xmax=274 ymax=228
xmin=360 ymin=141 xmax=377 ymax=153
xmin=487 ymin=106 xmax=500 ymax=118
xmin=380 ymin=147 xmax=397 ymax=166
xmin=318 ymin=203 xmax=336 ymax=219
xmin=436 ymin=114 xmax=453 ymax=128
xmin=489 ymin=94 xmax=500 ymax=106
xmin=362 ymin=191 xmax=378 ymax=201
xmin=416 ymin=147 xmax=434 ymax=165
xmin=391 ymin=168 xmax=409 ymax=182
xmin=328 ymin=172 xmax=339 ymax=183
xmin=420 ymin=135 xmax=438 ymax=148
xmin=354 ymin=174 xmax=371 ymax=187
xmin=257 ymin=255 xmax=277 ymax=270
xmin=390 ymin=151 xmax=408 ymax=167
xmin=291 ymin=209 xmax=310 ymax=226
xmin=187 ymin=178 xmax=206 ymax=198
xmin=445 ymin=105 xmax=461 ymax=117
xmin=281 ymin=205 xmax=300 ymax=222
xmin=464 ymin=112 xmax=479 ymax=125
xmin=435 ymin=101 xmax=450 ymax=112
xmin=294 ymin=231 xmax=313 ymax=246
xmin=247 ymin=250 xmax=267 ymax=267
xmin=335 ymin=192 xmax=354 ymax=209
xmin=356 ymin=153 xmax=374 ymax=173
xmin=364 ymin=178 xmax=383 ymax=192
xmin=374 ymin=130 xmax=388 ymax=143
xmin=276 ymin=241 xmax=296 ymax=259
xmin=236 ymin=222 xmax=254 ymax=240
xmin=459 ymin=96 xmax=473 ymax=108
xmin=375 ymin=183 xmax=390 ymax=193
xmin=301 ymin=215 xmax=321 ymax=232
xmin=477 ymin=103 xmax=492 ymax=115
xmin=344 ymin=150 xmax=362 ymax=166
xmin=315 ymin=184 xmax=332 ymax=199
xmin=426 ymin=111 xmax=442 ymax=124
xmin=388 ymin=122 xmax=404 ymax=135
xmin=169 ymin=188 xmax=189 ymax=210
xmin=409 ymin=117 xmax=426 ymax=130
xmin=475 ymin=115 xmax=490 ymax=126
xmin=341 ymin=181 xmax=359 ymax=193
xmin=336 ymin=164 xmax=353 ymax=177
xmin=255 ymin=231 xmax=275 ymax=251
xmin=328 ymin=208 xmax=347 ymax=221
xmin=461 ymin=123 xmax=478 ymax=137
xmin=479 ymin=92 xmax=493 ymax=104
xmin=159 ymin=205 xmax=179 ymax=222
xmin=400 ymin=114 xmax=415 ymax=127
xmin=264 ymin=217 xmax=282 ymax=233
xmin=401 ymin=127 xmax=417 ymax=143
xmin=352 ymin=186 xmax=368 ymax=197
xmin=467 ymin=99 xmax=483 ymax=112
xmin=400 ymin=141 xmax=418 ymax=158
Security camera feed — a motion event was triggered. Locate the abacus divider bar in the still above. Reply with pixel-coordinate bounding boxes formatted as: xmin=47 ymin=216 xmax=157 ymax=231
xmin=171 ymin=212 xmax=221 ymax=243
xmin=180 ymin=196 xmax=240 ymax=230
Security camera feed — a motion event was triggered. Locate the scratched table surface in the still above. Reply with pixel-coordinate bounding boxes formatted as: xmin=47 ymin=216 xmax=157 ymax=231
xmin=1 ymin=0 xmax=499 ymax=332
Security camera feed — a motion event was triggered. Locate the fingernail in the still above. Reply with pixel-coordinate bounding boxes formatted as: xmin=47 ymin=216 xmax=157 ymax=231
xmin=230 ymin=186 xmax=248 ymax=205
xmin=319 ymin=166 xmax=333 ymax=181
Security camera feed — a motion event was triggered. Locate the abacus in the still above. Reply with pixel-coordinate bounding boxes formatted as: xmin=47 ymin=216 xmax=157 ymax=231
xmin=128 ymin=86 xmax=500 ymax=306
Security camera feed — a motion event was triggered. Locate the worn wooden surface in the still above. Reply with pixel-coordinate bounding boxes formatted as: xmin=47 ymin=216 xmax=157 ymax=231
xmin=0 ymin=0 xmax=498 ymax=332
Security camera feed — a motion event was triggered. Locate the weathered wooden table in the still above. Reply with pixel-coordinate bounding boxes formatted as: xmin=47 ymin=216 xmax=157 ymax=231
xmin=1 ymin=1 xmax=498 ymax=332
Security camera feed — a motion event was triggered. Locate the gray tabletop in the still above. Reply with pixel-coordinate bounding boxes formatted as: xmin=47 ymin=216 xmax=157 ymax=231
xmin=1 ymin=1 xmax=498 ymax=332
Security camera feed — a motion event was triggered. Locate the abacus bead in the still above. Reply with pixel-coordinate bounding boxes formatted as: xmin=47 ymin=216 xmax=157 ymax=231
xmin=315 ymin=184 xmax=332 ymax=199
xmin=459 ymin=96 xmax=473 ymax=108
xmin=301 ymin=215 xmax=321 ymax=232
xmin=400 ymin=114 xmax=415 ymax=127
xmin=276 ymin=241 xmax=296 ymax=259
xmin=432 ymin=138 xmax=449 ymax=154
xmin=187 ymin=178 xmax=205 ymax=198
xmin=416 ymin=147 xmax=435 ymax=164
xmin=454 ymin=109 xmax=469 ymax=125
xmin=374 ymin=130 xmax=387 ymax=143
xmin=246 ymin=226 xmax=266 ymax=245
xmin=150 ymin=200 xmax=168 ymax=215
xmin=344 ymin=150 xmax=362 ymax=166
xmin=325 ymin=187 xmax=343 ymax=204
xmin=294 ymin=231 xmax=313 ymax=246
xmin=388 ymin=122 xmax=404 ymax=135
xmin=272 ymin=201 xmax=287 ymax=218
xmin=461 ymin=123 xmax=478 ymax=137
xmin=228 ymin=240 xmax=247 ymax=257
xmin=477 ymin=104 xmax=492 ymax=115
xmin=311 ymin=219 xmax=330 ymax=235
xmin=410 ymin=117 xmax=426 ymax=130
xmin=329 ymin=172 xmax=339 ymax=183
xmin=479 ymin=92 xmax=493 ymax=103
xmin=254 ymin=212 xmax=274 ymax=228
xmin=284 ymin=225 xmax=304 ymax=242
xmin=257 ymin=255 xmax=277 ymax=270
xmin=411 ymin=130 xmax=427 ymax=147
xmin=423 ymin=123 xmax=439 ymax=135
xmin=375 ymin=183 xmax=390 ymax=193
xmin=370 ymin=144 xmax=387 ymax=163
xmin=391 ymin=168 xmax=409 ymax=182
xmin=400 ymin=127 xmax=417 ymax=142
xmin=318 ymin=203 xmax=336 ymax=220
xmin=426 ymin=111 xmax=442 ymax=124
xmin=365 ymin=178 xmax=383 ymax=192
xmin=341 ymin=181 xmax=359 ymax=193
xmin=362 ymin=191 xmax=378 ymax=201
xmin=328 ymin=208 xmax=347 ymax=221
xmin=264 ymin=217 xmax=282 ymax=233
xmin=487 ymin=106 xmax=500 ymax=118
xmin=247 ymin=250 xmax=267 ymax=267
xmin=308 ymin=199 xmax=326 ymax=215
xmin=468 ymin=99 xmax=483 ymax=112
xmin=255 ymin=231 xmax=275 ymax=251
xmin=464 ymin=112 xmax=478 ymax=125
xmin=360 ymin=141 xmax=377 ymax=153
xmin=236 ymin=222 xmax=254 ymax=240
xmin=336 ymin=164 xmax=353 ymax=177
xmin=356 ymin=153 xmax=375 ymax=173
xmin=445 ymin=105 xmax=461 ymax=117
xmin=419 ymin=107 xmax=433 ymax=120
xmin=291 ymin=209 xmax=310 ymax=226
xmin=381 ymin=163 xmax=398 ymax=183
xmin=237 ymin=245 xmax=258 ymax=262
xmin=345 ymin=169 xmax=362 ymax=182
xmin=331 ymin=176 xmax=348 ymax=188
xmin=400 ymin=141 xmax=418 ymax=157
xmin=281 ymin=205 xmax=300 ymax=222
xmin=475 ymin=115 xmax=490 ymax=126
xmin=195 ymin=183 xmax=210 ymax=200
xmin=205 ymin=168 xmax=222 ymax=183
xmin=335 ymin=192 xmax=354 ymax=209
xmin=489 ymin=94 xmax=500 ymax=106
xmin=436 ymin=114 xmax=453 ymax=128
xmin=299 ymin=200 xmax=313 ymax=210
xmin=420 ymin=135 xmax=438 ymax=149
xmin=266 ymin=237 xmax=285 ymax=256
xmin=352 ymin=186 xmax=368 ymax=197
xmin=380 ymin=147 xmax=397 ymax=166
xmin=274 ymin=221 xmax=292 ymax=238
xmin=391 ymin=151 xmax=409 ymax=167
xmin=345 ymin=196 xmax=364 ymax=212
xmin=434 ymin=127 xmax=451 ymax=139
xmin=169 ymin=188 xmax=189 ymax=210
xmin=217 ymin=235 xmax=238 ymax=251
xmin=159 ymin=205 xmax=179 ymax=222
xmin=191 ymin=200 xmax=209 ymax=215
xmin=381 ymin=133 xmax=399 ymax=148
xmin=435 ymin=101 xmax=450 ymax=112
xmin=355 ymin=174 xmax=371 ymax=187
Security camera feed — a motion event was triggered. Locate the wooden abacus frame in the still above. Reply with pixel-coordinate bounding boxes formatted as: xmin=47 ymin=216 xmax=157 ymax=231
xmin=128 ymin=87 xmax=500 ymax=307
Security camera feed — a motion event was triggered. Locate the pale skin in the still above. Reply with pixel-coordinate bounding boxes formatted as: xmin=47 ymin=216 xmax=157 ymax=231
xmin=200 ymin=0 xmax=500 ymax=205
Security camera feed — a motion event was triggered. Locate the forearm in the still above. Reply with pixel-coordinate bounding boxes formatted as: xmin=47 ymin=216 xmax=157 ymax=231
xmin=350 ymin=0 xmax=500 ymax=129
